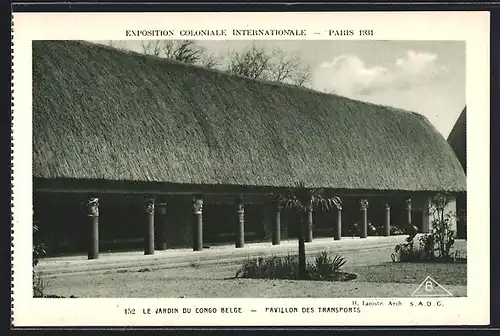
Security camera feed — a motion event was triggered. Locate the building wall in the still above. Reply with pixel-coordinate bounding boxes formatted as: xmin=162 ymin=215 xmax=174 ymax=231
xmin=456 ymin=193 xmax=467 ymax=239
xmin=157 ymin=199 xmax=193 ymax=248
xmin=421 ymin=195 xmax=458 ymax=237
xmin=313 ymin=208 xmax=339 ymax=238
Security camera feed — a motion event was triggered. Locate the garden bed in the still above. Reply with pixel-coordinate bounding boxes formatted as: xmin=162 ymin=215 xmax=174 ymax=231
xmin=235 ymin=251 xmax=357 ymax=282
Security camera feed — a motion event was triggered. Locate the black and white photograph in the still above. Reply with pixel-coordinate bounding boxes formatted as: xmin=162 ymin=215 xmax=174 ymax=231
xmin=31 ymin=38 xmax=467 ymax=298
xmin=12 ymin=11 xmax=489 ymax=327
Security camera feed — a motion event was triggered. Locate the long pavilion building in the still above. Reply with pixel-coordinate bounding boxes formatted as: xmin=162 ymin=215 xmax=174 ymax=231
xmin=32 ymin=41 xmax=467 ymax=258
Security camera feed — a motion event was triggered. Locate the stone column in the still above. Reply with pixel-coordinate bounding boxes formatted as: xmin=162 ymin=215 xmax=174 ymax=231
xmin=156 ymin=202 xmax=168 ymax=250
xmin=422 ymin=196 xmax=432 ymax=233
xmin=192 ymin=196 xmax=203 ymax=251
xmin=305 ymin=206 xmax=313 ymax=243
xmin=144 ymin=196 xmax=155 ymax=255
xmin=334 ymin=207 xmax=342 ymax=241
xmin=384 ymin=203 xmax=391 ymax=237
xmin=87 ymin=197 xmax=99 ymax=260
xmin=406 ymin=198 xmax=412 ymax=229
xmin=235 ymin=196 xmax=245 ymax=248
xmin=406 ymin=198 xmax=418 ymax=240
xmin=262 ymin=203 xmax=272 ymax=241
xmin=360 ymin=199 xmax=368 ymax=238
xmin=272 ymin=201 xmax=281 ymax=245
xmin=422 ymin=201 xmax=430 ymax=233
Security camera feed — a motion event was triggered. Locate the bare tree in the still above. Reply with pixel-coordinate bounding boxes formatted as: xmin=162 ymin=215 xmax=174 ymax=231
xmin=201 ymin=53 xmax=221 ymax=69
xmin=107 ymin=41 xmax=125 ymax=50
xmin=141 ymin=40 xmax=163 ymax=56
xmin=162 ymin=40 xmax=205 ymax=64
xmin=322 ymin=88 xmax=337 ymax=94
xmin=138 ymin=41 xmax=313 ymax=87
xmin=269 ymin=49 xmax=312 ymax=87
xmin=227 ymin=44 xmax=272 ymax=80
xmin=140 ymin=40 xmax=207 ymax=65
xmin=228 ymin=45 xmax=312 ymax=87
xmin=292 ymin=64 xmax=312 ymax=88
xmin=269 ymin=49 xmax=298 ymax=83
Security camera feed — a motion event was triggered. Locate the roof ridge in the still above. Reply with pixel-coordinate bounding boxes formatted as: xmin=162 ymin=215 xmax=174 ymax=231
xmin=81 ymin=40 xmax=421 ymax=118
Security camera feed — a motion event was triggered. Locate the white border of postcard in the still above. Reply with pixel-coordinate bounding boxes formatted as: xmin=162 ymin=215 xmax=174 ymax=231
xmin=12 ymin=11 xmax=490 ymax=326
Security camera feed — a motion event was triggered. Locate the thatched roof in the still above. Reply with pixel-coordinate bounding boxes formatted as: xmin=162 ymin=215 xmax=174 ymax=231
xmin=447 ymin=107 xmax=466 ymax=173
xmin=32 ymin=40 xmax=466 ymax=192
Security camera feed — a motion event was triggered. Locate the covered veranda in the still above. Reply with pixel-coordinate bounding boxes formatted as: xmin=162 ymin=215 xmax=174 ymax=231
xmin=34 ymin=179 xmax=440 ymax=260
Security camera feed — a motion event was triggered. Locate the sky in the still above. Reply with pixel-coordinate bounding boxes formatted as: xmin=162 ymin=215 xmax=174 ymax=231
xmin=96 ymin=40 xmax=465 ymax=138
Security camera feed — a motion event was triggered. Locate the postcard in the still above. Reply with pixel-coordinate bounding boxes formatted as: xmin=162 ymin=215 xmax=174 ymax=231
xmin=12 ymin=10 xmax=490 ymax=327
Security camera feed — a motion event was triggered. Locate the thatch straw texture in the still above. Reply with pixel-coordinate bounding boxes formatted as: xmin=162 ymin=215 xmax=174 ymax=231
xmin=32 ymin=40 xmax=466 ymax=192
xmin=447 ymin=107 xmax=466 ymax=173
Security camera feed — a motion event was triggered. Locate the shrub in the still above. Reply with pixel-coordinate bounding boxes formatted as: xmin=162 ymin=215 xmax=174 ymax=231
xmin=390 ymin=226 xmax=405 ymax=236
xmin=236 ymin=254 xmax=299 ymax=280
xmin=372 ymin=223 xmax=405 ymax=236
xmin=418 ymin=233 xmax=435 ymax=261
xmin=368 ymin=223 xmax=377 ymax=236
xmin=393 ymin=231 xmax=458 ymax=264
xmin=432 ymin=218 xmax=455 ymax=259
xmin=310 ymin=252 xmax=346 ymax=280
xmin=428 ymin=193 xmax=456 ymax=260
xmin=341 ymin=221 xmax=356 ymax=237
xmin=33 ymin=271 xmax=46 ymax=298
xmin=235 ymin=251 xmax=349 ymax=281
xmin=391 ymin=239 xmax=430 ymax=262
xmin=346 ymin=221 xmax=406 ymax=237
xmin=33 ymin=222 xmax=46 ymax=297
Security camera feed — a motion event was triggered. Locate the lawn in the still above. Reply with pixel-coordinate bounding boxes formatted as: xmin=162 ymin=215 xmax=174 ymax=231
xmin=346 ymin=261 xmax=467 ymax=286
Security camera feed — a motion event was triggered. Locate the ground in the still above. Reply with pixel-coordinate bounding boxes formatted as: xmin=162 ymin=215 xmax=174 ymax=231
xmin=40 ymin=246 xmax=467 ymax=298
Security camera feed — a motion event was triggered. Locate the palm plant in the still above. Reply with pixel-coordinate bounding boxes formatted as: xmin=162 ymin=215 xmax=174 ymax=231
xmin=274 ymin=182 xmax=342 ymax=279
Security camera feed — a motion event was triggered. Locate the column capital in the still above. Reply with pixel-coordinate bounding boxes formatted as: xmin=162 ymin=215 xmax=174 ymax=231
xmin=236 ymin=203 xmax=244 ymax=214
xmin=274 ymin=199 xmax=283 ymax=211
xmin=144 ymin=196 xmax=155 ymax=215
xmin=192 ymin=196 xmax=203 ymax=214
xmin=235 ymin=194 xmax=244 ymax=212
xmin=385 ymin=203 xmax=391 ymax=211
xmin=87 ymin=197 xmax=99 ymax=217
xmin=405 ymin=198 xmax=412 ymax=211
xmin=360 ymin=199 xmax=369 ymax=210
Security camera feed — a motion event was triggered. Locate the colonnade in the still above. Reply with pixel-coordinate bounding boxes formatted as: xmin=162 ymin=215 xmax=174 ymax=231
xmin=85 ymin=195 xmax=416 ymax=260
